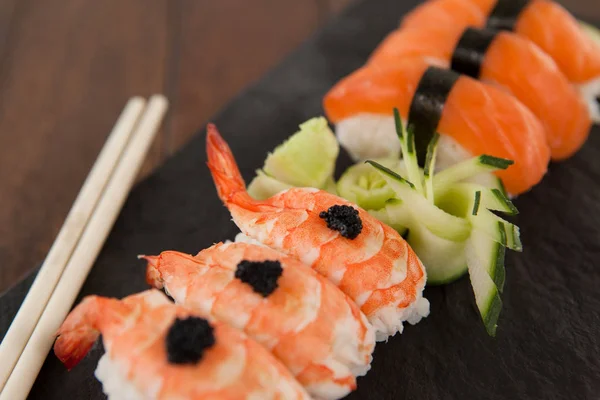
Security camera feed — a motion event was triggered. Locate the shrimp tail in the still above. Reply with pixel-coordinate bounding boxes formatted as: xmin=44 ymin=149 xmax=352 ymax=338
xmin=54 ymin=296 xmax=103 ymax=370
xmin=206 ymin=124 xmax=258 ymax=210
xmin=140 ymin=254 xmax=164 ymax=288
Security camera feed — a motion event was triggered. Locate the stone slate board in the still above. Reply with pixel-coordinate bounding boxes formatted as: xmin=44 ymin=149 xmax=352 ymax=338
xmin=2 ymin=0 xmax=599 ymax=398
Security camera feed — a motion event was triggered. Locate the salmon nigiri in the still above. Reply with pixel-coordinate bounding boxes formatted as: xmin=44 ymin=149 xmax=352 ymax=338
xmin=323 ymin=58 xmax=550 ymax=195
xmin=402 ymin=0 xmax=600 ymax=122
xmin=368 ymin=25 xmax=591 ymax=160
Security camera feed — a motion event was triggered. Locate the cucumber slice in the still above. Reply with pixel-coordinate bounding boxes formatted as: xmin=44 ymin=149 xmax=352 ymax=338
xmin=465 ymin=238 xmax=503 ymax=336
xmin=368 ymin=161 xmax=471 ymax=242
xmin=408 ymin=223 xmax=467 ymax=285
xmin=394 ymin=109 xmax=423 ymax=194
xmin=441 ymin=183 xmax=518 ymax=216
xmin=322 ymin=176 xmax=338 ymax=195
xmin=433 ymin=155 xmax=513 ymax=196
xmin=368 ymin=199 xmax=410 ymax=234
xmin=337 ymin=158 xmax=401 ymax=210
xmin=423 ymin=133 xmax=440 ymax=202
xmin=468 ymin=229 xmax=506 ymax=292
xmin=263 ymin=117 xmax=339 ymax=188
xmin=469 ymin=173 xmax=507 ymax=196
xmin=470 ymin=210 xmax=522 ymax=252
xmin=579 ymin=20 xmax=600 ymax=45
xmin=247 ymin=170 xmax=293 ymax=200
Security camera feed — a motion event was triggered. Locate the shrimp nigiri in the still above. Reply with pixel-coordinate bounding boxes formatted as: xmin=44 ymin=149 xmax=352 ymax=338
xmin=206 ymin=124 xmax=430 ymax=341
xmin=323 ymin=58 xmax=550 ymax=195
xmin=54 ymin=290 xmax=310 ymax=399
xmin=368 ymin=25 xmax=591 ymax=160
xmin=144 ymin=242 xmax=375 ymax=399
xmin=403 ymin=0 xmax=600 ymax=122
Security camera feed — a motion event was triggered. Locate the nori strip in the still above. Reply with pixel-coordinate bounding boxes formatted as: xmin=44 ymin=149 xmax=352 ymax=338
xmin=451 ymin=27 xmax=498 ymax=78
xmin=487 ymin=0 xmax=530 ymax=31
xmin=407 ymin=66 xmax=459 ymax=165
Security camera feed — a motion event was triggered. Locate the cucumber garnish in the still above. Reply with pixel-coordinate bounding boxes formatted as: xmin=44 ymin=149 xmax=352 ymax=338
xmin=579 ymin=20 xmax=600 ymax=45
xmin=424 ymin=133 xmax=440 ymax=202
xmin=247 ymin=117 xmax=339 ymax=199
xmin=433 ymin=155 xmax=513 ymax=197
xmin=248 ymin=170 xmax=293 ymax=200
xmin=337 ymin=158 xmax=401 ymax=210
xmin=365 ymin=112 xmax=522 ymax=336
xmin=368 ymin=160 xmax=471 ymax=242
xmin=472 ymin=191 xmax=481 ymax=216
xmin=465 ymin=237 xmax=503 ymax=336
xmin=394 ymin=109 xmax=423 ymax=194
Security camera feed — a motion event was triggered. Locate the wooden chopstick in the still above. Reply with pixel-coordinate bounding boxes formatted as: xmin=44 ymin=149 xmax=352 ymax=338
xmin=0 ymin=95 xmax=168 ymax=400
xmin=0 ymin=97 xmax=146 ymax=391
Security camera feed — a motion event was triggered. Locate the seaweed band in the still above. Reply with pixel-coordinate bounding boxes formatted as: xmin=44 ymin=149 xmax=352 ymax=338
xmin=407 ymin=66 xmax=459 ymax=164
xmin=487 ymin=0 xmax=530 ymax=31
xmin=451 ymin=28 xmax=498 ymax=79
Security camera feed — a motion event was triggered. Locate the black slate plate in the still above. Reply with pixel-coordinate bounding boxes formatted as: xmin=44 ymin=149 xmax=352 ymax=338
xmin=2 ymin=0 xmax=600 ymax=399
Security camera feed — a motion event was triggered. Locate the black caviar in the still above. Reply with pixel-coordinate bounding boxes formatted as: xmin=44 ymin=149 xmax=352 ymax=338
xmin=166 ymin=317 xmax=215 ymax=365
xmin=319 ymin=204 xmax=363 ymax=239
xmin=235 ymin=259 xmax=283 ymax=297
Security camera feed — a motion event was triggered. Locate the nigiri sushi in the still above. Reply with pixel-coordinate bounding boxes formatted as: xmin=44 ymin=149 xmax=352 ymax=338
xmin=323 ymin=58 xmax=550 ymax=195
xmin=206 ymin=124 xmax=430 ymax=341
xmin=54 ymin=290 xmax=310 ymax=399
xmin=403 ymin=0 xmax=600 ymax=122
xmin=144 ymin=242 xmax=376 ymax=400
xmin=369 ymin=25 xmax=591 ymax=160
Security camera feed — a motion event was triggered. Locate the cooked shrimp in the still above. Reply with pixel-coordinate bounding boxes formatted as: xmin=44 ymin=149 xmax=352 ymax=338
xmin=206 ymin=124 xmax=430 ymax=340
xmin=54 ymin=290 xmax=310 ymax=400
xmin=143 ymin=242 xmax=375 ymax=400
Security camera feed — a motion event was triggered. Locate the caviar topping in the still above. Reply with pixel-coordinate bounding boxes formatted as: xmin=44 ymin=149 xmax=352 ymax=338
xmin=166 ymin=317 xmax=215 ymax=365
xmin=319 ymin=204 xmax=363 ymax=239
xmin=235 ymin=259 xmax=283 ymax=297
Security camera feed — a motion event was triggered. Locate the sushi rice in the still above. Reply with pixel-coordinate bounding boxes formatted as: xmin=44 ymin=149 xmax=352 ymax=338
xmin=336 ymin=113 xmax=472 ymax=170
xmin=578 ymin=77 xmax=600 ymax=123
xmin=95 ymin=354 xmax=147 ymax=400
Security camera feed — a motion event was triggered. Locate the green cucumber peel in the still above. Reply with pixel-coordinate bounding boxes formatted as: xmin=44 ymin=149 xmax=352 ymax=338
xmin=470 ymin=209 xmax=522 ymax=252
xmin=472 ymin=191 xmax=481 ymax=216
xmin=478 ymin=155 xmax=514 ymax=170
xmin=442 ymin=183 xmax=518 ymax=216
xmin=491 ymin=188 xmax=518 ymax=215
xmin=424 ymin=133 xmax=440 ymax=202
xmin=465 ymin=237 xmax=503 ymax=336
xmin=366 ymin=160 xmax=415 ymax=189
xmin=393 ymin=108 xmax=423 ymax=194
xmin=470 ymin=232 xmax=506 ymax=292
xmin=433 ymin=155 xmax=513 ymax=197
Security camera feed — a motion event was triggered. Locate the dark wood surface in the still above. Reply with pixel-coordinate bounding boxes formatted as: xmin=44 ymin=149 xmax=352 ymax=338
xmin=0 ymin=0 xmax=596 ymax=293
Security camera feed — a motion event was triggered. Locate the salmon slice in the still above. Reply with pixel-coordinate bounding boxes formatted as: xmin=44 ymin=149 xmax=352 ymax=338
xmin=466 ymin=0 xmax=600 ymax=84
xmin=368 ymin=26 xmax=591 ymax=160
xmin=323 ymin=59 xmax=550 ymax=195
xmin=403 ymin=0 xmax=600 ymax=120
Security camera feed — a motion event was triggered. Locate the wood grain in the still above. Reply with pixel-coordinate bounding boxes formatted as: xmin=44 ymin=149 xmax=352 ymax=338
xmin=0 ymin=0 xmax=169 ymax=292
xmin=166 ymin=0 xmax=322 ymax=152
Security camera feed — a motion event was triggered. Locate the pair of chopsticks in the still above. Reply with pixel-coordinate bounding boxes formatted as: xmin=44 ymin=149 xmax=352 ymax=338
xmin=0 ymin=95 xmax=169 ymax=400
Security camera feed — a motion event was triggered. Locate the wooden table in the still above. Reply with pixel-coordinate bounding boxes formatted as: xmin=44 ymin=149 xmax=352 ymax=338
xmin=0 ymin=0 xmax=597 ymax=293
